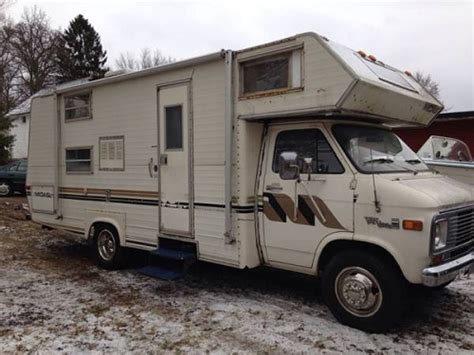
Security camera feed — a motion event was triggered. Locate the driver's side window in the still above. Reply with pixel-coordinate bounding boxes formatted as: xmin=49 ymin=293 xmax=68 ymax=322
xmin=272 ymin=129 xmax=344 ymax=175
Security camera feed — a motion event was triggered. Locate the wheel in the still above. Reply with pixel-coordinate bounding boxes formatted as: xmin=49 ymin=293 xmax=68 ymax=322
xmin=93 ymin=224 xmax=124 ymax=270
xmin=0 ymin=181 xmax=13 ymax=197
xmin=321 ymin=250 xmax=407 ymax=333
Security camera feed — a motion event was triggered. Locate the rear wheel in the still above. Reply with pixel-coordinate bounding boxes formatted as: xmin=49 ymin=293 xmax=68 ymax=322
xmin=0 ymin=181 xmax=13 ymax=197
xmin=322 ymin=250 xmax=407 ymax=333
xmin=93 ymin=224 xmax=124 ymax=270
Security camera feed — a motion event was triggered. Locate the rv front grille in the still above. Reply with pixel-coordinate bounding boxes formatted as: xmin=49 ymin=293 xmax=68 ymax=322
xmin=437 ymin=206 xmax=474 ymax=261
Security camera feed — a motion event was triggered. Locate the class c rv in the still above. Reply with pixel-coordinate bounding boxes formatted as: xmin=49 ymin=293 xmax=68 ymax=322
xmin=27 ymin=32 xmax=473 ymax=332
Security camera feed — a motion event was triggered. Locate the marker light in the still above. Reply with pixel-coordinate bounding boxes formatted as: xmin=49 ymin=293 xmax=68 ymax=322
xmin=403 ymin=219 xmax=423 ymax=231
xmin=404 ymin=70 xmax=412 ymax=76
xmin=357 ymin=50 xmax=367 ymax=58
xmin=368 ymin=54 xmax=377 ymax=62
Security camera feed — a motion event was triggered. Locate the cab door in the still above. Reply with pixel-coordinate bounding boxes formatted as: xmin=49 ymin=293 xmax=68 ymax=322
xmin=261 ymin=124 xmax=354 ymax=268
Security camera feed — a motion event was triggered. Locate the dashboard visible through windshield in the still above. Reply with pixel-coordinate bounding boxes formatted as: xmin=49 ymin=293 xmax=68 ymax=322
xmin=332 ymin=124 xmax=429 ymax=174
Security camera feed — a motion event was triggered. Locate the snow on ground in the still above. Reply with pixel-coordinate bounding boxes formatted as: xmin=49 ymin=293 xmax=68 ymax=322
xmin=0 ymin=197 xmax=473 ymax=353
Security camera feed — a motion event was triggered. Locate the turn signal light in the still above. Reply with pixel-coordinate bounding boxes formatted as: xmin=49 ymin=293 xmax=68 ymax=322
xmin=403 ymin=219 xmax=423 ymax=231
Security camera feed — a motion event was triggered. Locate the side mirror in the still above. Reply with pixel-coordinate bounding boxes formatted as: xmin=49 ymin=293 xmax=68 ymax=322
xmin=279 ymin=152 xmax=300 ymax=180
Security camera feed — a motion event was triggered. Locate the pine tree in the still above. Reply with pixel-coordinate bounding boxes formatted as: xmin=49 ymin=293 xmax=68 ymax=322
xmin=56 ymin=14 xmax=108 ymax=82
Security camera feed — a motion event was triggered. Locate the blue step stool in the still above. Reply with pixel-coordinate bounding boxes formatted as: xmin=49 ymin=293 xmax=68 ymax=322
xmin=149 ymin=247 xmax=196 ymax=261
xmin=137 ymin=265 xmax=182 ymax=281
xmin=137 ymin=245 xmax=196 ymax=281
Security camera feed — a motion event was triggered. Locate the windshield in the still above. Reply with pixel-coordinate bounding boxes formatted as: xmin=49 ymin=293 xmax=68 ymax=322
xmin=333 ymin=124 xmax=429 ymax=173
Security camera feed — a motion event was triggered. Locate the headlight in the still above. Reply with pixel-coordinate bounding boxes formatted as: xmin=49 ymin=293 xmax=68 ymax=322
xmin=433 ymin=219 xmax=448 ymax=251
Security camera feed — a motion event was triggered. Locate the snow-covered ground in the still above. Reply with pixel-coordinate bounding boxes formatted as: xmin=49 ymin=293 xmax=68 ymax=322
xmin=0 ymin=198 xmax=473 ymax=353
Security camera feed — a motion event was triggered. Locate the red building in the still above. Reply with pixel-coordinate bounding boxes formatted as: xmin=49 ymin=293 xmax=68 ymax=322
xmin=395 ymin=111 xmax=474 ymax=154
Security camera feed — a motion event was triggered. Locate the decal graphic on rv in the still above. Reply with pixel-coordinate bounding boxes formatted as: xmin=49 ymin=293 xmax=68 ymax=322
xmin=263 ymin=192 xmax=344 ymax=229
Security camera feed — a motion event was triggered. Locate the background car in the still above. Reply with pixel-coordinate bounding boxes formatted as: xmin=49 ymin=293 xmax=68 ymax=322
xmin=0 ymin=159 xmax=27 ymax=196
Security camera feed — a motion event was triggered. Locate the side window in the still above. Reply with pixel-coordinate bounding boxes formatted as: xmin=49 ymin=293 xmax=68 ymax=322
xmin=66 ymin=147 xmax=93 ymax=173
xmin=165 ymin=105 xmax=183 ymax=150
xmin=240 ymin=49 xmax=302 ymax=97
xmin=17 ymin=160 xmax=27 ymax=172
xmin=8 ymin=162 xmax=19 ymax=171
xmin=272 ymin=129 xmax=344 ymax=175
xmin=64 ymin=93 xmax=91 ymax=121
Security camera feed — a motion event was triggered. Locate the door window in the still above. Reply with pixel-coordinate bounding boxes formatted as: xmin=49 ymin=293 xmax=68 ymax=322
xmin=165 ymin=105 xmax=183 ymax=150
xmin=272 ymin=129 xmax=344 ymax=175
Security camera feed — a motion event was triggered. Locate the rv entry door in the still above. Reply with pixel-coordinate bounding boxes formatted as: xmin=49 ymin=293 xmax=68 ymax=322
xmin=158 ymin=82 xmax=192 ymax=237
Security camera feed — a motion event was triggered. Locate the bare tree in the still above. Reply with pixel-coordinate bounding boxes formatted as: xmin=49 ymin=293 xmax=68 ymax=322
xmin=414 ymin=71 xmax=441 ymax=100
xmin=0 ymin=14 xmax=17 ymax=163
xmin=10 ymin=6 xmax=60 ymax=97
xmin=115 ymin=47 xmax=175 ymax=70
xmin=115 ymin=52 xmax=138 ymax=71
xmin=0 ymin=0 xmax=15 ymax=24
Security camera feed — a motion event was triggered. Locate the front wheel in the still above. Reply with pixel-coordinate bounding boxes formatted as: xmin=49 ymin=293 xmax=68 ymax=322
xmin=93 ymin=224 xmax=124 ymax=270
xmin=322 ymin=250 xmax=407 ymax=333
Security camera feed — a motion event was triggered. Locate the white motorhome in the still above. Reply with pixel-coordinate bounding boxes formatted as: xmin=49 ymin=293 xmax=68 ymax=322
xmin=27 ymin=32 xmax=473 ymax=332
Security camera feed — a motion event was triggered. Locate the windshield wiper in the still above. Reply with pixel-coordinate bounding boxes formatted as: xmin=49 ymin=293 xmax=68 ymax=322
xmin=364 ymin=156 xmax=419 ymax=174
xmin=405 ymin=159 xmax=422 ymax=164
xmin=364 ymin=156 xmax=394 ymax=164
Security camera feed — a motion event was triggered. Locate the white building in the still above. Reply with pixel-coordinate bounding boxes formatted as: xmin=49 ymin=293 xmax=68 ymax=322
xmin=6 ymin=98 xmax=31 ymax=159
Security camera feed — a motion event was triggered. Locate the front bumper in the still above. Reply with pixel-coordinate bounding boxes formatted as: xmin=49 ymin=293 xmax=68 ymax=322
xmin=421 ymin=252 xmax=473 ymax=287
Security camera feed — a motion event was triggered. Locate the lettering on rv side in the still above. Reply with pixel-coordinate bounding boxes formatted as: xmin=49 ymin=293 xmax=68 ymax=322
xmin=33 ymin=191 xmax=53 ymax=198
xmin=365 ymin=216 xmax=400 ymax=229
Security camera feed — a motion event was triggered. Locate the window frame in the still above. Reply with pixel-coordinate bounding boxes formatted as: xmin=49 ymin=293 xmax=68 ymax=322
xmin=65 ymin=146 xmax=94 ymax=174
xmin=99 ymin=135 xmax=125 ymax=172
xmin=271 ymin=128 xmax=345 ymax=177
xmin=239 ymin=47 xmax=304 ymax=99
xmin=164 ymin=104 xmax=184 ymax=151
xmin=64 ymin=92 xmax=92 ymax=122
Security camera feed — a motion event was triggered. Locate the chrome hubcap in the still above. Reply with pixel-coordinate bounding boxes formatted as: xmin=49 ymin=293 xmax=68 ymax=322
xmin=335 ymin=267 xmax=382 ymax=317
xmin=0 ymin=183 xmax=10 ymax=196
xmin=97 ymin=230 xmax=116 ymax=261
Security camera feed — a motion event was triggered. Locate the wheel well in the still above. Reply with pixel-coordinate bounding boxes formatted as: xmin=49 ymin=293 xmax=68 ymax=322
xmin=318 ymin=240 xmax=401 ymax=275
xmin=88 ymin=222 xmax=119 ymax=242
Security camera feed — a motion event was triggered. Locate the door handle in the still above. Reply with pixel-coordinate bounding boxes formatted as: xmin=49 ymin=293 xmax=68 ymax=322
xmin=310 ymin=177 xmax=326 ymax=182
xmin=266 ymin=184 xmax=283 ymax=191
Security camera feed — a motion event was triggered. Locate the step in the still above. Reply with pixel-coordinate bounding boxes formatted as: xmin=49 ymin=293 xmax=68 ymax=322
xmin=137 ymin=265 xmax=182 ymax=281
xmin=149 ymin=247 xmax=196 ymax=261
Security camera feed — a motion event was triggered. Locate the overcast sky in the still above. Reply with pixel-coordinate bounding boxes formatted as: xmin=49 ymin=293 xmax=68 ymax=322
xmin=6 ymin=0 xmax=474 ymax=112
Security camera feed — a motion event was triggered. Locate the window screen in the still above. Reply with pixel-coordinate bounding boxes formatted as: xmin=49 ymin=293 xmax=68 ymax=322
xmin=272 ymin=129 xmax=344 ymax=174
xmin=65 ymin=93 xmax=91 ymax=120
xmin=165 ymin=105 xmax=183 ymax=150
xmin=242 ymin=54 xmax=289 ymax=94
xmin=66 ymin=148 xmax=92 ymax=173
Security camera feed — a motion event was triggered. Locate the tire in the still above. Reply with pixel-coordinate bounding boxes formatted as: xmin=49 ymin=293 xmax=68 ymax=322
xmin=321 ymin=250 xmax=407 ymax=333
xmin=0 ymin=181 xmax=13 ymax=197
xmin=93 ymin=224 xmax=124 ymax=270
